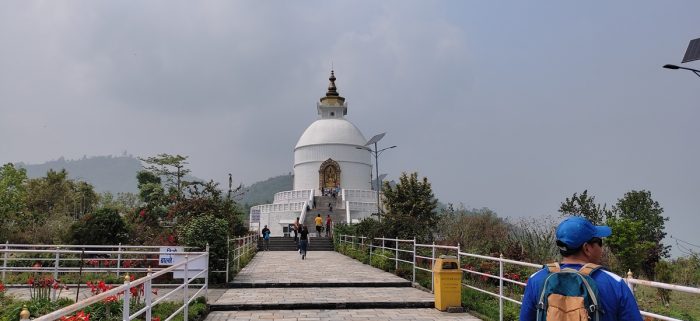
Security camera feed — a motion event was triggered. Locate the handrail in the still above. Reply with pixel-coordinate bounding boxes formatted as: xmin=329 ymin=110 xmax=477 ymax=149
xmin=225 ymin=233 xmax=258 ymax=282
xmin=35 ymin=251 xmax=208 ymax=321
xmin=337 ymin=234 xmax=700 ymax=321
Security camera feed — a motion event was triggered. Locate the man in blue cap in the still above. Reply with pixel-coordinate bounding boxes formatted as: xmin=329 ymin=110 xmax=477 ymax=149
xmin=519 ymin=217 xmax=642 ymax=321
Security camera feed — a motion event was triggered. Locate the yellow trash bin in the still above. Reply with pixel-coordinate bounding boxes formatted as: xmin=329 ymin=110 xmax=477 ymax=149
xmin=433 ymin=255 xmax=462 ymax=311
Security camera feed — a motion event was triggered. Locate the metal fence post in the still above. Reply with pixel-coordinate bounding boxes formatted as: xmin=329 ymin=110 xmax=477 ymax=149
xmin=226 ymin=237 xmax=230 ymax=283
xmin=431 ymin=242 xmax=435 ymax=293
xmin=205 ymin=244 xmax=209 ymax=299
xmin=412 ymin=237 xmax=416 ymax=284
xmin=2 ymin=241 xmax=8 ymax=283
xmin=499 ymin=253 xmax=504 ymax=321
xmin=395 ymin=238 xmax=399 ymax=271
xmin=626 ymin=270 xmax=635 ymax=294
xmin=184 ymin=254 xmax=189 ymax=321
xmin=54 ymin=246 xmax=60 ymax=281
xmin=145 ymin=268 xmax=152 ymax=321
xmin=369 ymin=238 xmax=373 ymax=265
xmin=236 ymin=241 xmax=240 ymax=272
xmin=122 ymin=274 xmax=130 ymax=321
xmin=117 ymin=243 xmax=122 ymax=279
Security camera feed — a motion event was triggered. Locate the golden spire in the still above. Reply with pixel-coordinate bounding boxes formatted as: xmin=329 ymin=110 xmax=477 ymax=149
xmin=320 ymin=70 xmax=345 ymax=104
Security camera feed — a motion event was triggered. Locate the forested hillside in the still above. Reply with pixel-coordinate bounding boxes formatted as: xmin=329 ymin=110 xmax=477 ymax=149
xmin=17 ymin=155 xmax=142 ymax=193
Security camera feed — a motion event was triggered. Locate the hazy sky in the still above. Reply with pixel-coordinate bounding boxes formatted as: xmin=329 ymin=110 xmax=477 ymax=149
xmin=1 ymin=1 xmax=698 ymax=255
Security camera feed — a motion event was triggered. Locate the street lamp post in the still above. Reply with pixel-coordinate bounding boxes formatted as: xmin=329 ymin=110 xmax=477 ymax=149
xmin=663 ymin=64 xmax=700 ymax=78
xmin=357 ymin=133 xmax=396 ymax=221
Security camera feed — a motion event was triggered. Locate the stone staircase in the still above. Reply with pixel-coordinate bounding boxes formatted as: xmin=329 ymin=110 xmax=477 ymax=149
xmin=258 ymin=236 xmax=334 ymax=251
xmin=303 ymin=195 xmax=348 ymax=228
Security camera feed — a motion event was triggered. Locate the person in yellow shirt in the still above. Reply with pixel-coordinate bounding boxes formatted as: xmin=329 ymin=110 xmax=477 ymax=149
xmin=314 ymin=214 xmax=323 ymax=237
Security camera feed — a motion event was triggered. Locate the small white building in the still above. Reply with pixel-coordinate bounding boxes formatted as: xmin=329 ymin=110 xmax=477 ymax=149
xmin=250 ymin=71 xmax=379 ymax=236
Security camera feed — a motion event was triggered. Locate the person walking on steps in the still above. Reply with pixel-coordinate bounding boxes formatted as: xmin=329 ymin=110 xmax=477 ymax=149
xmin=299 ymin=225 xmax=309 ymax=260
xmin=315 ymin=214 xmax=323 ymax=237
xmin=325 ymin=214 xmax=332 ymax=237
xmin=261 ymin=225 xmax=271 ymax=251
xmin=293 ymin=217 xmax=300 ymax=243
xmin=519 ymin=216 xmax=642 ymax=321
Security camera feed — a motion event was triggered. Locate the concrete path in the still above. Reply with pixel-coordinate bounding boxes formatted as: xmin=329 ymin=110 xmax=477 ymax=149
xmin=208 ymin=250 xmax=481 ymax=320
xmin=208 ymin=309 xmax=481 ymax=321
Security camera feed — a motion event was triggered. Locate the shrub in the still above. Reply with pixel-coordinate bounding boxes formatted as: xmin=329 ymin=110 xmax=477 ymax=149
xmin=370 ymin=249 xmax=394 ymax=271
xmin=69 ymin=208 xmax=129 ymax=245
xmin=178 ymin=215 xmax=228 ymax=283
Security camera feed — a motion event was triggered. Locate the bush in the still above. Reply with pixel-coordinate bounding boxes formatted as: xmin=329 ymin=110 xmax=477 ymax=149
xmin=178 ymin=215 xmax=228 ymax=282
xmin=70 ymin=208 xmax=129 ymax=245
xmin=370 ymin=249 xmax=394 ymax=271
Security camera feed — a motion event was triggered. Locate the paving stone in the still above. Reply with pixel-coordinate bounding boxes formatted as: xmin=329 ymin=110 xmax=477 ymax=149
xmin=230 ymin=251 xmax=408 ymax=285
xmin=208 ymin=309 xmax=480 ymax=321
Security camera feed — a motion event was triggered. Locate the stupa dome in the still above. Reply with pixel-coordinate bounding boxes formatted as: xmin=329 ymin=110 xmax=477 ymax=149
xmin=295 ymin=118 xmax=366 ymax=149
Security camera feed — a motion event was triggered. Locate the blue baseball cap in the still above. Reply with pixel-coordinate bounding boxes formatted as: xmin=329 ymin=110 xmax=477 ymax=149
xmin=556 ymin=217 xmax=612 ymax=249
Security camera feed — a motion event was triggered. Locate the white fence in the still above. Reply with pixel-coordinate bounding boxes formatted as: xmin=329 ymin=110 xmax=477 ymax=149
xmin=0 ymin=242 xmax=203 ymax=284
xmin=35 ymin=252 xmax=208 ymax=321
xmin=342 ymin=189 xmax=378 ymax=203
xmin=225 ymin=234 xmax=258 ymax=282
xmin=338 ymin=234 xmax=700 ymax=321
xmin=273 ymin=189 xmax=314 ymax=203
xmin=1 ymin=235 xmax=260 ymax=321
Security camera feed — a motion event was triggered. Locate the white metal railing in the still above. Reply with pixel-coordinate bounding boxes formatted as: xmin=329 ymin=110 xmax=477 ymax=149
xmin=342 ymin=189 xmax=378 ymax=203
xmin=0 ymin=243 xmax=205 ymax=284
xmin=34 ymin=251 xmax=208 ymax=321
xmin=337 ymin=234 xmax=700 ymax=321
xmin=251 ymin=201 xmax=306 ymax=214
xmin=273 ymin=189 xmax=313 ymax=204
xmin=225 ymin=233 xmax=258 ymax=282
xmin=347 ymin=201 xmax=376 ymax=212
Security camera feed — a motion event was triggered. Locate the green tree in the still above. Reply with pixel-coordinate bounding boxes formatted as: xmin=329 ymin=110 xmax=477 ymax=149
xmin=139 ymin=154 xmax=190 ymax=199
xmin=381 ymin=172 xmax=438 ymax=241
xmin=559 ymin=190 xmax=611 ymax=225
xmin=607 ymin=190 xmax=669 ymax=279
xmin=69 ymin=207 xmax=129 ymax=245
xmin=0 ymin=163 xmax=28 ymax=241
xmin=177 ymin=214 xmax=229 ymax=282
xmin=171 ymin=180 xmax=246 ymax=236
xmin=438 ymin=204 xmax=510 ymax=255
xmin=22 ymin=169 xmax=99 ymax=243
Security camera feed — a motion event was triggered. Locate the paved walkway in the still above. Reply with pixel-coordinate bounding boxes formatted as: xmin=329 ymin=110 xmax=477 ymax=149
xmin=208 ymin=250 xmax=480 ymax=321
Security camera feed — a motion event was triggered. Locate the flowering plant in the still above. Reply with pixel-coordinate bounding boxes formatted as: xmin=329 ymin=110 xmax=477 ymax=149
xmin=60 ymin=310 xmax=90 ymax=321
xmin=0 ymin=282 xmax=5 ymax=298
xmin=28 ymin=275 xmax=67 ymax=301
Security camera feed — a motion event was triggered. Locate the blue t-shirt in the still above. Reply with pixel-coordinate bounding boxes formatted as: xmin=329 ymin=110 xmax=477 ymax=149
xmin=519 ymin=264 xmax=642 ymax=321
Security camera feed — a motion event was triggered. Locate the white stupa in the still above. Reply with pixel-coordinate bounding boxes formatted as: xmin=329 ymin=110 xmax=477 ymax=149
xmin=250 ymin=71 xmax=379 ymax=236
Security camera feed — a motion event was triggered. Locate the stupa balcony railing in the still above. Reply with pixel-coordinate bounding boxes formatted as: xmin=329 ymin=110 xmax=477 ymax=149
xmin=342 ymin=189 xmax=379 ymax=203
xmin=273 ymin=189 xmax=314 ymax=204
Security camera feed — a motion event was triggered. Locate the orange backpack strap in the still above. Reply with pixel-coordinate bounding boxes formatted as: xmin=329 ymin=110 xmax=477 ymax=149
xmin=545 ymin=262 xmax=561 ymax=273
xmin=578 ymin=263 xmax=601 ymax=276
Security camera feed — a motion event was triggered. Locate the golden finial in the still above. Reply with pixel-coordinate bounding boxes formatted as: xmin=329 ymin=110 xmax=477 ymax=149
xmin=19 ymin=305 xmax=30 ymax=320
xmin=124 ymin=273 xmax=130 ymax=283
xmin=320 ymin=70 xmax=345 ymax=104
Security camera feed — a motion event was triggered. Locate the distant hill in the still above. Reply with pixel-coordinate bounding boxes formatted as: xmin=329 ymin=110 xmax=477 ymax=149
xmin=237 ymin=174 xmax=293 ymax=207
xmin=17 ymin=155 xmax=142 ymax=194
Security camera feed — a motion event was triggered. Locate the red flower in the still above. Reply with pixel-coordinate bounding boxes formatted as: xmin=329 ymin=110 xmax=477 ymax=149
xmin=27 ymin=277 xmax=34 ymax=285
xmin=0 ymin=283 xmax=6 ymax=292
xmin=139 ymin=209 xmax=146 ymax=217
xmin=103 ymin=296 xmax=117 ymax=304
xmin=152 ymin=317 xmax=161 ymax=321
